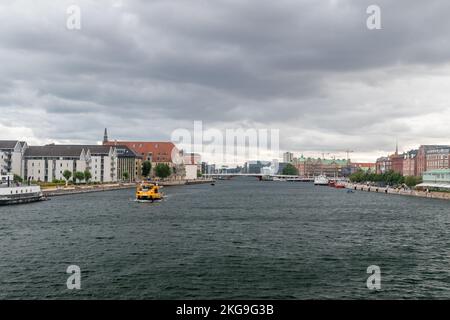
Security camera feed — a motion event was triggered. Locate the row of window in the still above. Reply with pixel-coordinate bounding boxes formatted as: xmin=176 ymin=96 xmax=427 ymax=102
xmin=10 ymin=189 xmax=33 ymax=194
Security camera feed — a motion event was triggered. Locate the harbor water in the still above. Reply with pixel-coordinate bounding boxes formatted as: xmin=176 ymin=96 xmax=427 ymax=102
xmin=1 ymin=178 xmax=449 ymax=299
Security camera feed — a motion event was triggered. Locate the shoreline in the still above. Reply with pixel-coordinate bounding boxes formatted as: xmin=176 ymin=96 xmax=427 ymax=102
xmin=346 ymin=183 xmax=450 ymax=201
xmin=42 ymin=183 xmax=136 ymax=197
xmin=41 ymin=179 xmax=215 ymax=197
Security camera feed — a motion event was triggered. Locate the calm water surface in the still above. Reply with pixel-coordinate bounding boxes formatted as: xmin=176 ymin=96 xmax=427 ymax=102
xmin=1 ymin=178 xmax=449 ymax=299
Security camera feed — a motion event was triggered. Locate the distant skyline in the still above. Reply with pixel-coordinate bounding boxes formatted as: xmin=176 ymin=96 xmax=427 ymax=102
xmin=1 ymin=0 xmax=449 ymax=163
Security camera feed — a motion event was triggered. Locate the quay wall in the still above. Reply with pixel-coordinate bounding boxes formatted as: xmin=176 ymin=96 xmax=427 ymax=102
xmin=42 ymin=183 xmax=135 ymax=197
xmin=346 ymin=183 xmax=450 ymax=201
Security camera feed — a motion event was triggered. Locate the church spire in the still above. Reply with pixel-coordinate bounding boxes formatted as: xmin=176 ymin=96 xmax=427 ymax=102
xmin=103 ymin=128 xmax=108 ymax=144
xmin=395 ymin=139 xmax=398 ymax=155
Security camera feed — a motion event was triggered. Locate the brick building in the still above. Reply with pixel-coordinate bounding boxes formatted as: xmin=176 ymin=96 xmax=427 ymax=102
xmin=402 ymin=149 xmax=418 ymax=177
xmin=416 ymin=145 xmax=450 ymax=176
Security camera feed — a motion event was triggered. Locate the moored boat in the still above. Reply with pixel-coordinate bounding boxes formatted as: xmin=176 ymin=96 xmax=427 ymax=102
xmin=314 ymin=175 xmax=329 ymax=186
xmin=335 ymin=182 xmax=346 ymax=189
xmin=0 ymin=175 xmax=45 ymax=205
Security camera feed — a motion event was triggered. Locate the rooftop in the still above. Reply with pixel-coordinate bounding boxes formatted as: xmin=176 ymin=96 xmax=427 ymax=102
xmin=24 ymin=145 xmax=114 ymax=158
xmin=0 ymin=140 xmax=19 ymax=149
xmin=104 ymin=141 xmax=177 ymax=162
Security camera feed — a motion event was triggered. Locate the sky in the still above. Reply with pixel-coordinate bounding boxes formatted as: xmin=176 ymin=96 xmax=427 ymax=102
xmin=0 ymin=0 xmax=449 ymax=164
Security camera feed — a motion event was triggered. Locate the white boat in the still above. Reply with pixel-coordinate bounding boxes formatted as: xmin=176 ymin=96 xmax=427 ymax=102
xmin=0 ymin=174 xmax=45 ymax=205
xmin=314 ymin=174 xmax=329 ymax=186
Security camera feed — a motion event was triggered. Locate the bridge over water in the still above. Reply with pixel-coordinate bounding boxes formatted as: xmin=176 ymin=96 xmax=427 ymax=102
xmin=203 ymin=173 xmax=314 ymax=181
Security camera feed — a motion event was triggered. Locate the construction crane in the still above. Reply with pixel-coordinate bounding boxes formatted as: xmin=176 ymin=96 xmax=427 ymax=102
xmin=344 ymin=150 xmax=354 ymax=162
xmin=321 ymin=152 xmax=330 ymax=159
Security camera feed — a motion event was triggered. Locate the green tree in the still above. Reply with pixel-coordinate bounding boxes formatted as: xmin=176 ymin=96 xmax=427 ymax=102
xmin=13 ymin=174 xmax=23 ymax=183
xmin=405 ymin=176 xmax=422 ymax=188
xmin=63 ymin=170 xmax=72 ymax=186
xmin=142 ymin=161 xmax=152 ymax=177
xmin=349 ymin=170 xmax=365 ymax=183
xmin=84 ymin=170 xmax=92 ymax=183
xmin=123 ymin=171 xmax=130 ymax=181
xmin=197 ymin=170 xmax=203 ymax=178
xmin=154 ymin=163 xmax=171 ymax=179
xmin=74 ymin=171 xmax=85 ymax=184
xmin=282 ymin=163 xmax=299 ymax=175
xmin=350 ymin=169 xmax=408 ymax=186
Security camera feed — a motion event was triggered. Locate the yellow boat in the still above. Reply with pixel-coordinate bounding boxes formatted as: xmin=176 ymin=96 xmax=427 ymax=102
xmin=136 ymin=182 xmax=163 ymax=202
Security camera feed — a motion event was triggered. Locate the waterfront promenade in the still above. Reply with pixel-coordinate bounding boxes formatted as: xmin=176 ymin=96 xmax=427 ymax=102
xmin=41 ymin=179 xmax=215 ymax=197
xmin=346 ymin=183 xmax=450 ymax=201
xmin=42 ymin=183 xmax=136 ymax=197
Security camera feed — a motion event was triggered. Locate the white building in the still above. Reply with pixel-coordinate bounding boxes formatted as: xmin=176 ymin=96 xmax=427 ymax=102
xmin=23 ymin=145 xmax=118 ymax=183
xmin=0 ymin=140 xmax=28 ymax=177
xmin=183 ymin=152 xmax=202 ymax=172
xmin=283 ymin=152 xmax=294 ymax=163
xmin=185 ymin=164 xmax=198 ymax=180
xmin=261 ymin=159 xmax=279 ymax=175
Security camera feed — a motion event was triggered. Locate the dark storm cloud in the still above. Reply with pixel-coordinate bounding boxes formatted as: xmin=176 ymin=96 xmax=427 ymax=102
xmin=0 ymin=0 xmax=449 ymax=160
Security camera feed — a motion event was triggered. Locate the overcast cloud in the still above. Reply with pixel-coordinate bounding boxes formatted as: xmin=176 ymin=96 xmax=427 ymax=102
xmin=0 ymin=0 xmax=449 ymax=163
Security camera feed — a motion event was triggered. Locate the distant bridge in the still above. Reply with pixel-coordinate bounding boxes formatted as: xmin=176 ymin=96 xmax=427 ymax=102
xmin=203 ymin=173 xmax=314 ymax=181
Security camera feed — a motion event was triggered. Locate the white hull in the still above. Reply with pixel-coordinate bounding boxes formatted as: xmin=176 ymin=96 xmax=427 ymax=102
xmin=314 ymin=175 xmax=329 ymax=185
xmin=0 ymin=185 xmax=44 ymax=205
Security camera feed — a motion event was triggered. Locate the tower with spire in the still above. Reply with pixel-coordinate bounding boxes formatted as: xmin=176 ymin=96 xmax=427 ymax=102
xmin=103 ymin=128 xmax=108 ymax=144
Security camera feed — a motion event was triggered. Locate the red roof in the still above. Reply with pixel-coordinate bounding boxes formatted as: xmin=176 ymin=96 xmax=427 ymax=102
xmin=104 ymin=141 xmax=177 ymax=163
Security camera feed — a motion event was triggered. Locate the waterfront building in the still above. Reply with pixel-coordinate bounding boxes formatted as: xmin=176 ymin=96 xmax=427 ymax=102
xmin=201 ymin=162 xmax=216 ymax=174
xmin=260 ymin=166 xmax=272 ymax=175
xmin=376 ymin=156 xmax=391 ymax=174
xmin=23 ymin=145 xmax=118 ymax=183
xmin=402 ymin=149 xmax=418 ymax=176
xmin=417 ymin=169 xmax=450 ymax=190
xmin=283 ymin=152 xmax=294 ymax=163
xmin=294 ymin=155 xmax=348 ymax=177
xmin=416 ymin=145 xmax=450 ymax=176
xmin=390 ymin=143 xmax=404 ymax=174
xmin=183 ymin=152 xmax=202 ymax=172
xmin=376 ymin=143 xmax=403 ymax=175
xmin=206 ymin=163 xmax=216 ymax=174
xmin=390 ymin=154 xmax=404 ymax=174
xmin=425 ymin=147 xmax=450 ymax=171
xmin=103 ymin=135 xmax=184 ymax=179
xmin=0 ymin=140 xmax=28 ymax=177
xmin=185 ymin=164 xmax=198 ymax=180
xmin=243 ymin=160 xmax=271 ymax=174
xmin=114 ymin=145 xmax=142 ymax=182
xmin=351 ymin=162 xmax=376 ymax=173
xmin=104 ymin=140 xmax=180 ymax=164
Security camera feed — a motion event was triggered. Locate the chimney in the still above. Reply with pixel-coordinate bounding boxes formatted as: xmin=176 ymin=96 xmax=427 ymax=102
xmin=103 ymin=128 xmax=109 ymax=144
